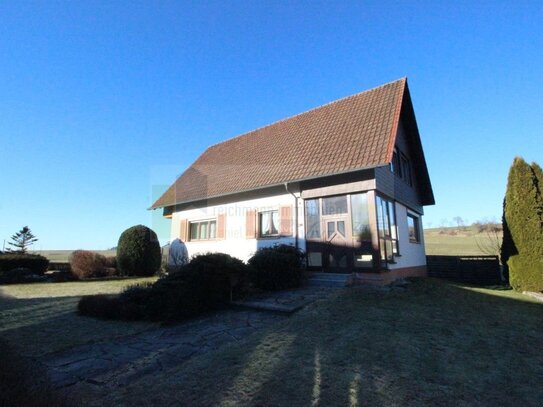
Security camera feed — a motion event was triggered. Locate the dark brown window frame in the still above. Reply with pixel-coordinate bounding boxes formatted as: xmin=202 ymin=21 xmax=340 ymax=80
xmin=376 ymin=195 xmax=399 ymax=265
xmin=390 ymin=147 xmax=412 ymax=186
xmin=407 ymin=213 xmax=421 ymax=243
xmin=258 ymin=209 xmax=280 ymax=238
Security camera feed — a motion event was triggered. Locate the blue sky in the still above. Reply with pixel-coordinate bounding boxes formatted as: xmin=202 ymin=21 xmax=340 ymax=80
xmin=1 ymin=1 xmax=542 ymax=250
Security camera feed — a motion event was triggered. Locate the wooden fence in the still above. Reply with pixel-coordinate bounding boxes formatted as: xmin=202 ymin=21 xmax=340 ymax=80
xmin=426 ymin=255 xmax=502 ymax=285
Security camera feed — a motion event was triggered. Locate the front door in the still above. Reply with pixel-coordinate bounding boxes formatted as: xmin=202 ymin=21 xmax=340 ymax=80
xmin=324 ymin=216 xmax=352 ymax=272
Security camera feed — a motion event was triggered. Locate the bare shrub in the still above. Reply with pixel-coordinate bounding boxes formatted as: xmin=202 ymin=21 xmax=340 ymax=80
xmin=70 ymin=250 xmax=108 ymax=279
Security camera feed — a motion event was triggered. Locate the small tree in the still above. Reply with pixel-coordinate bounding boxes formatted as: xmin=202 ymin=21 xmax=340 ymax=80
xmin=6 ymin=226 xmax=38 ymax=254
xmin=452 ymin=216 xmax=465 ymax=230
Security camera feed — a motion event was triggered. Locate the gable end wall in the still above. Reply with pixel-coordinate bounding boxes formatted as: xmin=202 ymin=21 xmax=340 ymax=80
xmin=375 ymin=120 xmax=424 ymax=214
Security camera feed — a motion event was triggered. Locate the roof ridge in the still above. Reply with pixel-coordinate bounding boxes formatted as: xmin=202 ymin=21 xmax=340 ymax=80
xmin=204 ymin=77 xmax=407 ymax=151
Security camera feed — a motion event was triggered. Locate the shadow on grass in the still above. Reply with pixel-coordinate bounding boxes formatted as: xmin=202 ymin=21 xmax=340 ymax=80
xmin=131 ymin=278 xmax=542 ymax=406
xmin=1 ymin=279 xmax=542 ymax=406
xmin=0 ymin=338 xmax=70 ymax=407
xmin=0 ymin=296 xmax=154 ymax=359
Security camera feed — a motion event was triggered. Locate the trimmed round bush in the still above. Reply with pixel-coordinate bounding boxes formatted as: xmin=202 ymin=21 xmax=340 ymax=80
xmin=117 ymin=225 xmax=161 ymax=276
xmin=248 ymin=244 xmax=305 ymax=291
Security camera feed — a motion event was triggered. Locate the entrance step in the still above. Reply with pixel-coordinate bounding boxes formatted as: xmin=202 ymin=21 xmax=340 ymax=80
xmin=308 ymin=272 xmax=350 ymax=287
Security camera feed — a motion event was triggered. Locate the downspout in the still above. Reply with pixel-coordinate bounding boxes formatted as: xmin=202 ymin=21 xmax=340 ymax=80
xmin=284 ymin=182 xmax=299 ymax=251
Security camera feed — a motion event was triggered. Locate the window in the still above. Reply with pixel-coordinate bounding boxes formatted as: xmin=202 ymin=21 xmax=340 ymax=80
xmin=305 ymin=199 xmax=321 ymax=239
xmin=189 ymin=219 xmax=216 ymax=241
xmin=401 ymin=154 xmax=412 ymax=186
xmin=351 ymin=193 xmax=371 ymax=240
xmin=390 ymin=147 xmax=412 ymax=186
xmin=390 ymin=149 xmax=402 ymax=177
xmin=322 ymin=195 xmax=348 ymax=215
xmin=376 ymin=196 xmax=399 ymax=263
xmin=407 ymin=214 xmax=420 ymax=243
xmin=259 ymin=210 xmax=279 ymax=237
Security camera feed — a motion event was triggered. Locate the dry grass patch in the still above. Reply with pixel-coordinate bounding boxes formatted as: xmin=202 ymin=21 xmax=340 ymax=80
xmin=0 ymin=278 xmax=157 ymax=358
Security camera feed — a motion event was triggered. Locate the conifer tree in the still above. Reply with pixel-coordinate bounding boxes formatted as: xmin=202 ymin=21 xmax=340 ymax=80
xmin=500 ymin=197 xmax=513 ymax=283
xmin=7 ymin=226 xmax=38 ymax=254
xmin=503 ymin=157 xmax=543 ymax=291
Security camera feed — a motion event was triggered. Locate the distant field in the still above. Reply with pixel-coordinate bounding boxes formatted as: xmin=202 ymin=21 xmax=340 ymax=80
xmin=30 ymin=250 xmax=116 ymax=262
xmin=424 ymin=226 xmax=502 ymax=256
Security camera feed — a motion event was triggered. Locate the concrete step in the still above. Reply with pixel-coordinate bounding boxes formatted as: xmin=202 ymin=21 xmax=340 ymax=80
xmin=308 ymin=273 xmax=350 ymax=287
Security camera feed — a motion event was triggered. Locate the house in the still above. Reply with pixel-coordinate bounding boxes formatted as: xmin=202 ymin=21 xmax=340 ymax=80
xmin=151 ymin=78 xmax=434 ymax=284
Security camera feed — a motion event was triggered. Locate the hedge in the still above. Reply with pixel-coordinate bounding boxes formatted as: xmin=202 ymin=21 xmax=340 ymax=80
xmin=0 ymin=253 xmax=49 ymax=275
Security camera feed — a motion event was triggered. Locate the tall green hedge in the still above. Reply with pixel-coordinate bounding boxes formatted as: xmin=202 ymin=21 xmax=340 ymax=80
xmin=116 ymin=225 xmax=161 ymax=276
xmin=502 ymin=157 xmax=543 ymax=291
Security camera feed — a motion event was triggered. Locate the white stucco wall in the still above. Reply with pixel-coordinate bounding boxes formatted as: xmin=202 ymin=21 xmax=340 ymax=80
xmin=389 ymin=202 xmax=426 ymax=269
xmin=171 ymin=192 xmax=303 ymax=262
xmin=170 ymin=192 xmax=426 ymax=269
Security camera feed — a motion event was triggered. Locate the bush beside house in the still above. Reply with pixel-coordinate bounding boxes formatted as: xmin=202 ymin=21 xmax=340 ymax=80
xmin=117 ymin=225 xmax=161 ymax=276
xmin=248 ymin=244 xmax=305 ymax=291
xmin=78 ymin=252 xmax=249 ymax=322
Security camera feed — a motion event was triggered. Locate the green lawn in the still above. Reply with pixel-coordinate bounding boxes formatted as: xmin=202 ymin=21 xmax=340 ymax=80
xmin=424 ymin=227 xmax=502 ymax=256
xmin=1 ymin=278 xmax=541 ymax=406
xmin=0 ymin=277 xmax=157 ymax=358
xmin=108 ymin=279 xmax=541 ymax=406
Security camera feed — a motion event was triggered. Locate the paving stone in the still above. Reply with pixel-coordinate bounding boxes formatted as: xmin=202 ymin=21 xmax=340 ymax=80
xmin=42 ymin=286 xmax=335 ymax=400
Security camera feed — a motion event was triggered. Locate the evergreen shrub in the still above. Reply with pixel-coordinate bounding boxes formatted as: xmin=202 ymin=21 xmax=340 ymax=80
xmin=117 ymin=225 xmax=161 ymax=276
xmin=248 ymin=244 xmax=305 ymax=291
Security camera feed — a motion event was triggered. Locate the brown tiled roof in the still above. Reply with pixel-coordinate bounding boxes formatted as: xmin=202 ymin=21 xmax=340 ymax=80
xmin=152 ymin=78 xmax=408 ymax=209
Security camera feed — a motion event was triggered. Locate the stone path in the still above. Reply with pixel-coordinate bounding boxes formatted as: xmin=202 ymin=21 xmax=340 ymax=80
xmin=42 ymin=286 xmax=335 ymax=399
xmin=233 ymin=286 xmax=335 ymax=313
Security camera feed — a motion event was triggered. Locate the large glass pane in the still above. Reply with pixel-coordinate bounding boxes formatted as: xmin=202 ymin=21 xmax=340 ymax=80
xmin=307 ymin=252 xmax=322 ymax=267
xmin=260 ymin=212 xmax=270 ymax=235
xmin=190 ymin=223 xmax=199 ymax=240
xmin=388 ymin=201 xmax=396 ymax=238
xmin=327 ymin=221 xmax=335 ymax=239
xmin=388 ymin=201 xmax=399 ymax=255
xmin=379 ymin=238 xmax=386 ymax=261
xmin=354 ymin=253 xmax=373 ymax=268
xmin=271 ymin=211 xmax=279 ymax=234
xmin=260 ymin=210 xmax=279 ymax=236
xmin=337 ymin=221 xmax=345 ymax=237
xmin=209 ymin=221 xmax=217 ymax=239
xmin=322 ymin=195 xmax=348 ymax=215
xmin=385 ymin=239 xmax=394 ymax=262
xmin=305 ymin=199 xmax=321 ymax=239
xmin=408 ymin=214 xmax=420 ymax=242
xmin=376 ymin=196 xmax=385 ymax=238
xmin=200 ymin=222 xmax=207 ymax=240
xmin=351 ymin=193 xmax=370 ymax=240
